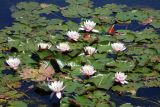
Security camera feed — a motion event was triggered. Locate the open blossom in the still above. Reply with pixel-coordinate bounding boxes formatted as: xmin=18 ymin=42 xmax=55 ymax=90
xmin=81 ymin=65 xmax=96 ymax=76
xmin=84 ymin=46 xmax=97 ymax=55
xmin=79 ymin=20 xmax=99 ymax=33
xmin=48 ymin=81 xmax=65 ymax=99
xmin=6 ymin=57 xmax=21 ymax=70
xmin=38 ymin=43 xmax=52 ymax=49
xmin=56 ymin=43 xmax=70 ymax=52
xmin=111 ymin=42 xmax=126 ymax=52
xmin=115 ymin=72 xmax=128 ymax=84
xmin=67 ymin=31 xmax=80 ymax=41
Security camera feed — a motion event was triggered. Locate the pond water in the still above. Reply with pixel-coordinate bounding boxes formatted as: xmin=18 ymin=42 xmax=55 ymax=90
xmin=0 ymin=0 xmax=160 ymax=107
xmin=1 ymin=0 xmax=160 ymax=29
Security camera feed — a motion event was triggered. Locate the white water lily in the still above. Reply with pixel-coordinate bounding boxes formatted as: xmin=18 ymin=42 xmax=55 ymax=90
xmin=111 ymin=42 xmax=126 ymax=52
xmin=115 ymin=72 xmax=128 ymax=84
xmin=6 ymin=57 xmax=21 ymax=70
xmin=48 ymin=81 xmax=65 ymax=99
xmin=56 ymin=43 xmax=70 ymax=52
xmin=81 ymin=65 xmax=96 ymax=76
xmin=66 ymin=31 xmax=80 ymax=41
xmin=38 ymin=43 xmax=52 ymax=49
xmin=79 ymin=20 xmax=99 ymax=33
xmin=84 ymin=46 xmax=97 ymax=55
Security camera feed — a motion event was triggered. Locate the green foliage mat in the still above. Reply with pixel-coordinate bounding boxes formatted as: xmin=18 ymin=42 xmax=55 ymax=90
xmin=0 ymin=0 xmax=160 ymax=106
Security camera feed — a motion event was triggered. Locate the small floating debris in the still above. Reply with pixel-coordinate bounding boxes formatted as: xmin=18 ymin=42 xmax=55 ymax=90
xmin=40 ymin=3 xmax=50 ymax=9
xmin=140 ymin=16 xmax=153 ymax=25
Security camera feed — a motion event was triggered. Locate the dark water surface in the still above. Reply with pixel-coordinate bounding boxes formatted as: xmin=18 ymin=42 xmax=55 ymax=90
xmin=109 ymin=87 xmax=160 ymax=107
xmin=0 ymin=0 xmax=160 ymax=106
xmin=0 ymin=0 xmax=67 ymax=29
xmin=1 ymin=0 xmax=160 ymax=29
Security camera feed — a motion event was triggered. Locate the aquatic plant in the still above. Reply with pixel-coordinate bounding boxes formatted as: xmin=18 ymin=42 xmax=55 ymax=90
xmin=80 ymin=65 xmax=97 ymax=76
xmin=38 ymin=43 xmax=52 ymax=49
xmin=6 ymin=57 xmax=21 ymax=70
xmin=79 ymin=20 xmax=99 ymax=32
xmin=66 ymin=31 xmax=81 ymax=41
xmin=84 ymin=46 xmax=97 ymax=56
xmin=114 ymin=72 xmax=128 ymax=84
xmin=0 ymin=1 xmax=160 ymax=106
xmin=111 ymin=42 xmax=126 ymax=52
xmin=48 ymin=81 xmax=65 ymax=99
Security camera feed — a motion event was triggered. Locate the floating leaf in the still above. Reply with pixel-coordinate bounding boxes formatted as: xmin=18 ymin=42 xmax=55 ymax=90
xmin=88 ymin=73 xmax=114 ymax=89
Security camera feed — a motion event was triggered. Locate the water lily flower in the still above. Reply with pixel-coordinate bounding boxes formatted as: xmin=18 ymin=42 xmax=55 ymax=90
xmin=111 ymin=42 xmax=126 ymax=52
xmin=81 ymin=65 xmax=96 ymax=76
xmin=56 ymin=43 xmax=70 ymax=52
xmin=84 ymin=46 xmax=97 ymax=55
xmin=38 ymin=43 xmax=52 ymax=49
xmin=6 ymin=57 xmax=21 ymax=70
xmin=48 ymin=81 xmax=65 ymax=99
xmin=79 ymin=20 xmax=99 ymax=33
xmin=66 ymin=31 xmax=80 ymax=41
xmin=115 ymin=72 xmax=128 ymax=84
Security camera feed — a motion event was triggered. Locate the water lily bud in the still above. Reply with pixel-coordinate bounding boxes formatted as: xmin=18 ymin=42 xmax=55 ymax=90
xmin=83 ymin=33 xmax=91 ymax=41
xmin=107 ymin=25 xmax=115 ymax=35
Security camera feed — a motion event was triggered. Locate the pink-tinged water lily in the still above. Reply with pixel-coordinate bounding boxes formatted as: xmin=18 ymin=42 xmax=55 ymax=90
xmin=6 ymin=57 xmax=21 ymax=70
xmin=111 ymin=42 xmax=126 ymax=52
xmin=115 ymin=72 xmax=128 ymax=84
xmin=56 ymin=43 xmax=70 ymax=52
xmin=66 ymin=31 xmax=80 ymax=41
xmin=81 ymin=65 xmax=96 ymax=76
xmin=38 ymin=43 xmax=52 ymax=49
xmin=48 ymin=81 xmax=65 ymax=99
xmin=84 ymin=46 xmax=97 ymax=56
xmin=79 ymin=20 xmax=99 ymax=33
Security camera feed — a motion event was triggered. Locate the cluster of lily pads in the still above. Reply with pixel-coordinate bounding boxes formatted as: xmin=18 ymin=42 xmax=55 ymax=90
xmin=5 ymin=20 xmax=128 ymax=100
xmin=0 ymin=0 xmax=160 ymax=106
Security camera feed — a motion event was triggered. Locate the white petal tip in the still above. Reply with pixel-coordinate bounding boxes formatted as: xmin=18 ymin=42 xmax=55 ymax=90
xmin=92 ymin=29 xmax=99 ymax=33
xmin=79 ymin=28 xmax=85 ymax=31
xmin=56 ymin=92 xmax=62 ymax=99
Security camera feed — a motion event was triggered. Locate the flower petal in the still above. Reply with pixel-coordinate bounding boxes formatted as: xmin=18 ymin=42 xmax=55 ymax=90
xmin=56 ymin=92 xmax=62 ymax=99
xmin=79 ymin=27 xmax=85 ymax=31
xmin=92 ymin=29 xmax=99 ymax=33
